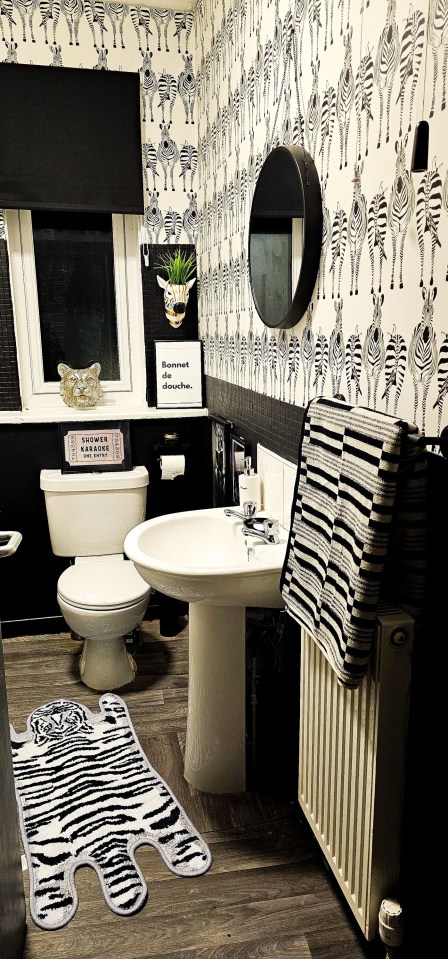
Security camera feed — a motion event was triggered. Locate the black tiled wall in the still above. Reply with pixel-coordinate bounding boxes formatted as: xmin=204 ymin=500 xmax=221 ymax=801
xmin=205 ymin=375 xmax=305 ymax=467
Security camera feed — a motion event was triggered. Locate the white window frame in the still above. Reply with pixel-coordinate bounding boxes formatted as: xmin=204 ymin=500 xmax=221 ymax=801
xmin=4 ymin=209 xmax=147 ymax=417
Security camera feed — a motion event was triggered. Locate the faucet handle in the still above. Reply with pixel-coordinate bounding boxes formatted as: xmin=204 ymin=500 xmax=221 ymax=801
xmin=242 ymin=501 xmax=257 ymax=518
xmin=262 ymin=518 xmax=280 ymax=543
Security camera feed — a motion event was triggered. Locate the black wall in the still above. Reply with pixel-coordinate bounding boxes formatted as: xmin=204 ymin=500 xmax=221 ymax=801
xmin=0 ymin=416 xmax=210 ymax=633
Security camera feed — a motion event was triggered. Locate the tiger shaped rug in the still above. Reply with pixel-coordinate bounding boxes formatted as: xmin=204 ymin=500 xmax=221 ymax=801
xmin=10 ymin=694 xmax=212 ymax=930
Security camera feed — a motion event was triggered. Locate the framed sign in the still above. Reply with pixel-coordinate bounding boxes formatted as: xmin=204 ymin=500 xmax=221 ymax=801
xmin=58 ymin=421 xmax=132 ymax=473
xmin=155 ymin=340 xmax=203 ymax=409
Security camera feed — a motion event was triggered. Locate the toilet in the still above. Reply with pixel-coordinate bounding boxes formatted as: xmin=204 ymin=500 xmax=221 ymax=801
xmin=40 ymin=466 xmax=152 ymax=691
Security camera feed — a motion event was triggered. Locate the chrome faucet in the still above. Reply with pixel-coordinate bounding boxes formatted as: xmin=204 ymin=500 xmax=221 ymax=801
xmin=225 ymin=501 xmax=280 ymax=544
xmin=242 ymin=517 xmax=280 ymax=545
xmin=224 ymin=501 xmax=257 ymax=522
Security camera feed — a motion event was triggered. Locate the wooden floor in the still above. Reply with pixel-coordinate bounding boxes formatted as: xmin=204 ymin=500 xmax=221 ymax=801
xmin=3 ymin=622 xmax=383 ymax=959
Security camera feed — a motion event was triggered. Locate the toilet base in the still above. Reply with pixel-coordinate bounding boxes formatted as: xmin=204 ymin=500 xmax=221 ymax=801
xmin=79 ymin=636 xmax=137 ymax=691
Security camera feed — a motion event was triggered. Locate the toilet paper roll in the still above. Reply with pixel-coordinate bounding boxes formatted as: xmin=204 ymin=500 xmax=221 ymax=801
xmin=160 ymin=454 xmax=185 ymax=480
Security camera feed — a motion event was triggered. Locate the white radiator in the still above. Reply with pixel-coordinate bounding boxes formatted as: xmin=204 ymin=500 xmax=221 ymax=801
xmin=298 ymin=606 xmax=414 ymax=941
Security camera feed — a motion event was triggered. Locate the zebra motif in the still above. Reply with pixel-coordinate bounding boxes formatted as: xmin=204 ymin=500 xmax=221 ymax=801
xmin=427 ymin=0 xmax=448 ymax=117
xmin=319 ymin=81 xmax=336 ymax=180
xmin=157 ymin=69 xmax=177 ymax=123
xmin=105 ymin=2 xmax=126 ymax=50
xmin=308 ymin=0 xmax=321 ymax=67
xmin=324 ymin=0 xmax=334 ymax=52
xmin=263 ymin=36 xmax=273 ymax=115
xmin=416 ymin=157 xmax=443 ymax=288
xmin=60 ymin=0 xmax=82 ymax=45
xmin=85 ymin=0 xmax=107 ymax=49
xmin=172 ymin=10 xmax=194 ymax=53
xmin=362 ymin=293 xmax=385 ymax=409
xmin=38 ymin=0 xmax=60 ymax=45
xmin=336 ymin=27 xmax=354 ymax=170
xmin=178 ymin=53 xmax=196 ymax=124
xmin=142 ymin=140 xmax=158 ymax=193
xmin=329 ymin=298 xmax=345 ymax=397
xmin=150 ymin=7 xmax=171 ymax=53
xmin=144 ymin=190 xmax=163 ymax=243
xmin=287 ymin=332 xmax=300 ymax=403
xmin=268 ymin=333 xmax=278 ymax=396
xmin=345 ymin=327 xmax=363 ymax=403
xmin=253 ymin=331 xmax=263 ymax=392
xmin=388 ymin=136 xmax=415 ymax=290
xmin=178 ymin=142 xmax=197 ymax=193
xmin=261 ymin=327 xmax=269 ymax=394
xmin=129 ymin=4 xmax=150 ymax=53
xmin=318 ymin=175 xmax=331 ymax=300
xmin=354 ymin=44 xmax=374 ymax=162
xmin=162 ymin=208 xmax=182 ymax=245
xmin=2 ymin=36 xmax=17 ymax=59
xmin=408 ymin=286 xmax=439 ymax=430
xmin=396 ymin=6 xmax=425 ymax=138
xmin=139 ymin=50 xmax=157 ymax=124
xmin=443 ymin=169 xmax=448 ymax=279
xmin=11 ymin=0 xmax=39 ymax=43
xmin=183 ymin=192 xmax=198 ymax=244
xmin=367 ymin=181 xmax=388 ymax=294
xmin=0 ymin=1 xmax=15 ymax=44
xmin=49 ymin=41 xmax=62 ymax=64
xmin=374 ymin=0 xmax=400 ymax=148
xmin=93 ymin=43 xmax=107 ymax=69
xmin=301 ymin=304 xmax=315 ymax=406
xmin=348 ymin=162 xmax=367 ymax=296
xmin=432 ymin=330 xmax=448 ymax=433
xmin=313 ymin=328 xmax=328 ymax=394
xmin=305 ymin=61 xmax=321 ymax=157
xmin=157 ymin=122 xmax=180 ymax=192
xmin=10 ymin=695 xmax=211 ymax=931
xmin=329 ymin=203 xmax=348 ymax=299
xmin=277 ymin=329 xmax=288 ymax=402
xmin=382 ymin=324 xmax=407 ymax=414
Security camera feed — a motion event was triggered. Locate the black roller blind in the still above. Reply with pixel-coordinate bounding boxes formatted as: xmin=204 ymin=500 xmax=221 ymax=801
xmin=0 ymin=63 xmax=144 ymax=214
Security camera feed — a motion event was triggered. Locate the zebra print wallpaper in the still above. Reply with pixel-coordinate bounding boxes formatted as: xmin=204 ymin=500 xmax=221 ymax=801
xmin=0 ymin=3 xmax=197 ymax=248
xmin=195 ymin=0 xmax=448 ymax=440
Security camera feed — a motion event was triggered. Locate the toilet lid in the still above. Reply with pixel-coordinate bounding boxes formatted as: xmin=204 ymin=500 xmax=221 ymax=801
xmin=57 ymin=560 xmax=150 ymax=611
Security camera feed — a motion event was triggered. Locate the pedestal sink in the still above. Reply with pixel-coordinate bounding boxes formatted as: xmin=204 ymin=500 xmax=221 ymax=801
xmin=124 ymin=507 xmax=287 ymax=794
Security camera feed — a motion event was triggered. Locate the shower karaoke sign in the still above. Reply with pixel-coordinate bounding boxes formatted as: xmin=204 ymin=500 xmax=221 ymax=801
xmin=155 ymin=341 xmax=203 ymax=409
xmin=58 ymin=421 xmax=132 ymax=473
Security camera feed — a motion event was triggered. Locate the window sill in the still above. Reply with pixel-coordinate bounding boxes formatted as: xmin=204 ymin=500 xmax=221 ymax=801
xmin=0 ymin=405 xmax=209 ymax=425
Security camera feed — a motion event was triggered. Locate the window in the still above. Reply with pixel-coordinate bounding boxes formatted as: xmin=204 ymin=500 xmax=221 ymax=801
xmin=5 ymin=209 xmax=146 ymax=416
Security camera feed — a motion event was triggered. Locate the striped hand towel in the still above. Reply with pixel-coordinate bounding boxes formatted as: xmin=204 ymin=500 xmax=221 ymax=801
xmin=281 ymin=397 xmax=427 ymax=689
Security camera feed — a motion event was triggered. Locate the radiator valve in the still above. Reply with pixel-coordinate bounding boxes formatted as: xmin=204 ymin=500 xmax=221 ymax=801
xmin=379 ymin=898 xmax=404 ymax=954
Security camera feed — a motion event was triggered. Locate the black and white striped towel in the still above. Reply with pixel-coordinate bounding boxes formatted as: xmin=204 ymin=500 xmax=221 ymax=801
xmin=281 ymin=397 xmax=427 ymax=689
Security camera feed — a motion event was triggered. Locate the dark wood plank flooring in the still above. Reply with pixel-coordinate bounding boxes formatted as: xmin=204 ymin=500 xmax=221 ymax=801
xmin=3 ymin=623 xmax=383 ymax=959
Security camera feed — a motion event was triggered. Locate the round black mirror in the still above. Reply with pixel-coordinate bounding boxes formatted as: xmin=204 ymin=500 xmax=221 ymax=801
xmin=248 ymin=145 xmax=323 ymax=330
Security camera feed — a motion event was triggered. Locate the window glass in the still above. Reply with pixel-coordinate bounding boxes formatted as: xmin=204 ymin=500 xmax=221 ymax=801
xmin=32 ymin=210 xmax=120 ymax=381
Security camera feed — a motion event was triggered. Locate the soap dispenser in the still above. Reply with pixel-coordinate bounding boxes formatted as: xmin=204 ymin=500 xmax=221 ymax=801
xmin=238 ymin=456 xmax=262 ymax=510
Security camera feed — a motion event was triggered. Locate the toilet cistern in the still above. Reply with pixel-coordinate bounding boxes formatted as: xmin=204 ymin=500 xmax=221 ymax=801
xmin=40 ymin=467 xmax=151 ymax=691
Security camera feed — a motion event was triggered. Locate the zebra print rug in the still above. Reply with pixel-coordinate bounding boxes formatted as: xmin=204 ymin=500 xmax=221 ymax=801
xmin=10 ymin=694 xmax=212 ymax=930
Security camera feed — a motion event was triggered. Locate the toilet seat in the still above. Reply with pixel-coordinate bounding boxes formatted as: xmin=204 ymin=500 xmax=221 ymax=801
xmin=57 ymin=558 xmax=150 ymax=612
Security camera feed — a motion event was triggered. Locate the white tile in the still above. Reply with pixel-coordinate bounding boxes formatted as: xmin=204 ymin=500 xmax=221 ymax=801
xmin=282 ymin=462 xmax=297 ymax=530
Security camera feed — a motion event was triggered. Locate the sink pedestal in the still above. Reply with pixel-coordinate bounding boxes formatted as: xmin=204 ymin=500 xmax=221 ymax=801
xmin=184 ymin=604 xmax=246 ymax=794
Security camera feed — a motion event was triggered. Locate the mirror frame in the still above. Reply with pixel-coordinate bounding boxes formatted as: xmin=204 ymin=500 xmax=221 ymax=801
xmin=248 ymin=145 xmax=323 ymax=330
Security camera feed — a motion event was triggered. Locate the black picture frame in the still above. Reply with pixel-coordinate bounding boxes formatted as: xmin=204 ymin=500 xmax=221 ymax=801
xmin=58 ymin=421 xmax=132 ymax=473
xmin=230 ymin=433 xmax=251 ymax=506
xmin=209 ymin=415 xmax=233 ymax=507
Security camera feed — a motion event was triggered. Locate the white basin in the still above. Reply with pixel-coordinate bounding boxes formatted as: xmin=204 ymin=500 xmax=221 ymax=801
xmin=124 ymin=507 xmax=288 ymax=794
xmin=124 ymin=507 xmax=288 ymax=607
